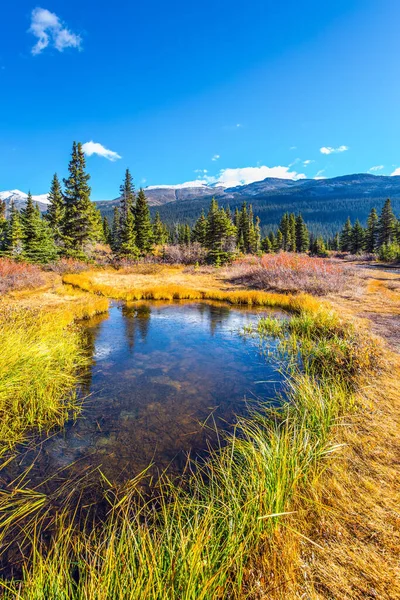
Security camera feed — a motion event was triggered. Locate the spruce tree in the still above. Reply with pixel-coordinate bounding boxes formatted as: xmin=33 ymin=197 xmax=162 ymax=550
xmin=63 ymin=141 xmax=97 ymax=256
xmin=295 ymin=214 xmax=309 ymax=253
xmin=118 ymin=169 xmax=138 ymax=258
xmin=102 ymin=216 xmax=111 ymax=245
xmin=365 ymin=208 xmax=379 ymax=253
xmin=261 ymin=236 xmax=272 ymax=253
xmin=288 ymin=213 xmax=296 ymax=252
xmin=192 ymin=210 xmax=208 ymax=246
xmin=0 ymin=199 xmax=7 ymax=251
xmin=111 ymin=207 xmax=121 ymax=252
xmin=21 ymin=195 xmax=58 ymax=263
xmin=339 ymin=217 xmax=352 ymax=251
xmin=45 ymin=173 xmax=64 ymax=246
xmin=350 ymin=220 xmax=365 ymax=254
xmin=205 ymin=198 xmax=236 ymax=263
xmin=275 ymin=229 xmax=284 ymax=251
xmin=379 ymin=198 xmax=396 ymax=246
xmin=134 ymin=188 xmax=153 ymax=255
xmin=152 ymin=212 xmax=169 ymax=245
xmin=6 ymin=201 xmax=24 ymax=258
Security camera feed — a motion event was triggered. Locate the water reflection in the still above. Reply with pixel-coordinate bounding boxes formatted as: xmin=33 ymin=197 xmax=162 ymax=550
xmin=5 ymin=301 xmax=286 ymax=489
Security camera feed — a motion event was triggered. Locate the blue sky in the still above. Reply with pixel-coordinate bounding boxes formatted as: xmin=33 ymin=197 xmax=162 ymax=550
xmin=1 ymin=0 xmax=400 ymax=200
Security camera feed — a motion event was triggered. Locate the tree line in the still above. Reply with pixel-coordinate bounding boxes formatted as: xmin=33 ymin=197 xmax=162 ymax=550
xmin=1 ymin=141 xmax=399 ymax=264
xmin=335 ymin=199 xmax=400 ymax=259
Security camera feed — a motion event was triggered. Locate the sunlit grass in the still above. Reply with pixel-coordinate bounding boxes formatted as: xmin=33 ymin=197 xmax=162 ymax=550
xmin=0 ymin=293 xmax=109 ymax=454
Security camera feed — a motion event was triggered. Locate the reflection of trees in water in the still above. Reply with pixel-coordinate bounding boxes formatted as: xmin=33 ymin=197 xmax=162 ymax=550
xmin=208 ymin=303 xmax=231 ymax=336
xmin=79 ymin=316 xmax=106 ymax=395
xmin=122 ymin=302 xmax=151 ymax=353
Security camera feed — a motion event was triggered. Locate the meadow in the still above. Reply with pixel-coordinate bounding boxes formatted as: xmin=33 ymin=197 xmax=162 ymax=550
xmin=0 ymin=255 xmax=399 ymax=599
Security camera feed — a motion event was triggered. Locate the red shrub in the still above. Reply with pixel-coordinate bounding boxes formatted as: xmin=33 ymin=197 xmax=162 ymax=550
xmin=44 ymin=258 xmax=92 ymax=274
xmin=0 ymin=259 xmax=45 ymax=294
xmin=226 ymin=252 xmax=354 ymax=295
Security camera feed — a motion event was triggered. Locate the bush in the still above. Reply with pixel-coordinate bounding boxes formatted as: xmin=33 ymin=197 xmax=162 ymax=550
xmin=378 ymin=243 xmax=400 ymax=262
xmin=45 ymin=258 xmax=92 ymax=274
xmin=160 ymin=243 xmax=207 ymax=265
xmin=226 ymin=252 xmax=354 ymax=296
xmin=0 ymin=259 xmax=45 ymax=294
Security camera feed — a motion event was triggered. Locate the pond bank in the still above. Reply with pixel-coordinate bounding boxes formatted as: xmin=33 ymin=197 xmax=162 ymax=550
xmin=0 ymin=266 xmax=399 ymax=598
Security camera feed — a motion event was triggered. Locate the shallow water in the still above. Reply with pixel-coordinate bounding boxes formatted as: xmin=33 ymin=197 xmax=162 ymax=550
xmin=7 ymin=301 xmax=286 ymax=489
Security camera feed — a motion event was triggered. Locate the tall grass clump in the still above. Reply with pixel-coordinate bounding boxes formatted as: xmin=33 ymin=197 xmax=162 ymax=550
xmin=0 ymin=298 xmax=382 ymax=598
xmin=0 ymin=298 xmax=107 ymax=453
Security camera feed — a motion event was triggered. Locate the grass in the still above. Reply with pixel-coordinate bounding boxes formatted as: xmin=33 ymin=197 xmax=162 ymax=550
xmin=63 ymin=270 xmax=322 ymax=314
xmin=0 ymin=292 xmax=109 ymax=454
xmin=0 ymin=290 xmax=383 ymax=598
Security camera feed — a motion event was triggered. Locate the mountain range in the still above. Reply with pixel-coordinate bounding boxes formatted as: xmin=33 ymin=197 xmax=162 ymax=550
xmin=2 ymin=173 xmax=400 ymax=236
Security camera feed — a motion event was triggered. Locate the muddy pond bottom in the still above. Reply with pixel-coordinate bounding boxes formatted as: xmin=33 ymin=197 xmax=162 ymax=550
xmin=11 ymin=301 xmax=286 ymax=488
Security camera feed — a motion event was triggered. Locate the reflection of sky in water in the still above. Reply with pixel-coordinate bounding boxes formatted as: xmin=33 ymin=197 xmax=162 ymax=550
xmin=7 ymin=301 xmax=286 ymax=490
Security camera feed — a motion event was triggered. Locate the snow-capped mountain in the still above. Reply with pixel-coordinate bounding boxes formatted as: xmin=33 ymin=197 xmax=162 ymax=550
xmin=0 ymin=190 xmax=49 ymax=212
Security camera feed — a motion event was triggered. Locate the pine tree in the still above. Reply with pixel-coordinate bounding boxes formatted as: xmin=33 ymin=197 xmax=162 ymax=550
xmin=295 ymin=214 xmax=309 ymax=253
xmin=192 ymin=210 xmax=208 ymax=246
xmin=21 ymin=194 xmax=58 ymax=263
xmin=63 ymin=141 xmax=97 ymax=256
xmin=111 ymin=206 xmax=121 ymax=252
xmin=152 ymin=212 xmax=169 ymax=245
xmin=205 ymin=198 xmax=236 ymax=263
xmin=0 ymin=199 xmax=7 ymax=251
xmin=365 ymin=208 xmax=379 ymax=253
xmin=45 ymin=173 xmax=64 ymax=246
xmin=339 ymin=217 xmax=352 ymax=251
xmin=288 ymin=213 xmax=296 ymax=251
xmin=278 ymin=213 xmax=290 ymax=250
xmin=6 ymin=201 xmax=24 ymax=258
xmin=118 ymin=169 xmax=138 ymax=258
xmin=102 ymin=216 xmax=111 ymax=245
xmin=350 ymin=220 xmax=365 ymax=254
xmin=261 ymin=236 xmax=272 ymax=253
xmin=134 ymin=189 xmax=153 ymax=254
xmin=275 ymin=229 xmax=284 ymax=251
xmin=379 ymin=198 xmax=396 ymax=246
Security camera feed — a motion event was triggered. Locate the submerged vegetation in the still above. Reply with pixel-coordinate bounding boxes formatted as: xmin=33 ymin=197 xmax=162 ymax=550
xmin=0 ymin=285 xmax=384 ymax=597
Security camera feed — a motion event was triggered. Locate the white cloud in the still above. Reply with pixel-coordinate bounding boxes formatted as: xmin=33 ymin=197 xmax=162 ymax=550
xmin=289 ymin=146 xmax=297 ymax=150
xmin=147 ymin=164 xmax=306 ymax=190
xmin=314 ymin=170 xmax=326 ymax=180
xmin=82 ymin=141 xmax=121 ymax=162
xmin=368 ymin=165 xmax=384 ymax=172
xmin=303 ymin=159 xmax=314 ymax=166
xmin=391 ymin=168 xmax=400 ymax=176
xmin=29 ymin=8 xmax=81 ymax=55
xmin=207 ymin=165 xmax=306 ymax=187
xmin=320 ymin=145 xmax=349 ymax=155
xmin=211 ymin=154 xmax=220 ymax=161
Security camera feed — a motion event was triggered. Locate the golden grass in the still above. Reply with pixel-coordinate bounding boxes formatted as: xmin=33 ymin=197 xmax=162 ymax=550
xmin=63 ymin=269 xmax=322 ymax=314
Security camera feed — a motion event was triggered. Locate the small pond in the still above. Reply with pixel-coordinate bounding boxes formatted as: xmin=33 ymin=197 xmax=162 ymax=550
xmin=5 ymin=301 xmax=286 ymax=491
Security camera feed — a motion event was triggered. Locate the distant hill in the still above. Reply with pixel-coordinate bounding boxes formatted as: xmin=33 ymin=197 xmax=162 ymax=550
xmin=95 ymin=174 xmax=400 ymax=237
xmin=3 ymin=174 xmax=400 ymax=237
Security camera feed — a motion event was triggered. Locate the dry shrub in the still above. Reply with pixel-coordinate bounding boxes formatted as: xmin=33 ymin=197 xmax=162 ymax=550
xmin=161 ymin=243 xmax=207 ymax=265
xmin=119 ymin=263 xmax=164 ymax=275
xmin=226 ymin=252 xmax=355 ymax=295
xmin=0 ymin=259 xmax=45 ymax=294
xmin=45 ymin=258 xmax=92 ymax=275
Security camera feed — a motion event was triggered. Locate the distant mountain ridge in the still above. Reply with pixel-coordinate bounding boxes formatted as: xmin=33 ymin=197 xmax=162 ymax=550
xmin=95 ymin=173 xmax=400 ymax=236
xmin=2 ymin=174 xmax=400 ymax=236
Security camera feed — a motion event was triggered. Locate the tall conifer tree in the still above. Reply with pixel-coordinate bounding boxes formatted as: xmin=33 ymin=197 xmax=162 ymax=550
xmin=63 ymin=142 xmax=97 ymax=255
xmin=134 ymin=189 xmax=153 ymax=254
xmin=46 ymin=173 xmax=64 ymax=246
